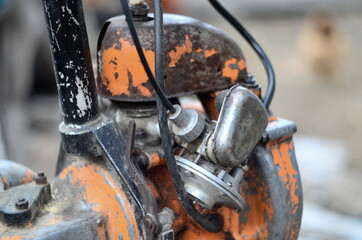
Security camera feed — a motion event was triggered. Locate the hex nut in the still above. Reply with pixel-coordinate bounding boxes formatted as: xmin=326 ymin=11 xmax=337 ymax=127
xmin=36 ymin=172 xmax=48 ymax=185
xmin=15 ymin=198 xmax=29 ymax=210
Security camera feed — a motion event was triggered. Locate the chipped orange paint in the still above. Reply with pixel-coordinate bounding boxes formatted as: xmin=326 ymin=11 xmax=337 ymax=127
xmin=102 ymin=38 xmax=154 ymax=97
xmin=190 ymin=58 xmax=195 ymax=63
xmin=147 ymin=153 xmax=165 ymax=169
xmin=44 ymin=218 xmax=60 ymax=226
xmin=146 ymin=139 xmax=275 ymax=239
xmin=19 ymin=171 xmax=34 ymax=184
xmin=222 ymin=58 xmax=238 ymax=83
xmin=238 ymin=59 xmax=247 ymax=70
xmin=222 ymin=58 xmax=247 ymax=83
xmin=204 ymin=49 xmax=218 ymax=58
xmin=271 ymin=141 xmax=300 ymax=212
xmin=196 ymin=48 xmax=203 ymax=53
xmin=168 ymin=35 xmax=193 ymax=67
xmin=0 ymin=236 xmax=25 ymax=240
xmin=59 ymin=164 xmax=140 ymax=240
xmin=234 ymin=167 xmax=274 ymax=240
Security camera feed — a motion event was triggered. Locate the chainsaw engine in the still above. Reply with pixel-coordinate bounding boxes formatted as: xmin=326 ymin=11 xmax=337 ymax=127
xmin=0 ymin=1 xmax=302 ymax=239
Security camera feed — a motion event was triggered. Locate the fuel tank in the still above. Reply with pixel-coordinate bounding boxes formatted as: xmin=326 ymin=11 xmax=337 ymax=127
xmin=97 ymin=14 xmax=248 ymax=102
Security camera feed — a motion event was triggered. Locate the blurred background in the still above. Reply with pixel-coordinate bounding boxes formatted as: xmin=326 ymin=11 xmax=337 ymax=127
xmin=0 ymin=0 xmax=362 ymax=239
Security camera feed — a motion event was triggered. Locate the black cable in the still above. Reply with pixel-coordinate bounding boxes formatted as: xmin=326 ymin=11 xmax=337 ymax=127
xmin=153 ymin=0 xmax=223 ymax=232
xmin=208 ymin=0 xmax=275 ymax=110
xmin=119 ymin=0 xmax=176 ymax=114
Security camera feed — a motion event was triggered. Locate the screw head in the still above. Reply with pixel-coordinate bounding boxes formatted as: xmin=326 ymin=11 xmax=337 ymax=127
xmin=234 ymin=208 xmax=241 ymax=213
xmin=185 ymin=170 xmax=192 ymax=177
xmin=15 ymin=198 xmax=29 ymax=210
xmin=227 ymin=182 xmax=233 ymax=187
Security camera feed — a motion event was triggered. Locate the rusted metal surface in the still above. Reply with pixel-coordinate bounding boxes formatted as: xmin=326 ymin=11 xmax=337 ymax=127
xmin=0 ymin=181 xmax=51 ymax=225
xmin=97 ymin=14 xmax=248 ymax=102
xmin=0 ymin=160 xmax=141 ymax=240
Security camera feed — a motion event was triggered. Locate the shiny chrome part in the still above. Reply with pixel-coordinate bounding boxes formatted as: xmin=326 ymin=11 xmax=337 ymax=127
xmin=176 ymin=155 xmax=246 ymax=210
xmin=168 ymin=104 xmax=205 ymax=142
xmin=206 ymin=86 xmax=268 ymax=168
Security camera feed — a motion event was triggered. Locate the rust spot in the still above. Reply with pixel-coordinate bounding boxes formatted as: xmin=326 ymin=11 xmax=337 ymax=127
xmin=204 ymin=49 xmax=218 ymax=58
xmin=102 ymin=38 xmax=154 ymax=97
xmin=59 ymin=164 xmax=140 ymax=240
xmin=168 ymin=35 xmax=193 ymax=67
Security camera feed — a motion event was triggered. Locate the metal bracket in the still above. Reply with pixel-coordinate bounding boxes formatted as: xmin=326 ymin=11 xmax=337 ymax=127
xmin=0 ymin=181 xmax=51 ymax=225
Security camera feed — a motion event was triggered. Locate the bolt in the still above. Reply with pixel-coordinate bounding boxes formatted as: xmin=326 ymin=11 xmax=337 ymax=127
xmin=15 ymin=198 xmax=29 ymax=210
xmin=227 ymin=182 xmax=233 ymax=187
xmin=36 ymin=172 xmax=48 ymax=185
xmin=246 ymin=73 xmax=256 ymax=84
xmin=234 ymin=208 xmax=241 ymax=213
xmin=130 ymin=2 xmax=149 ymax=17
xmin=185 ymin=170 xmax=192 ymax=177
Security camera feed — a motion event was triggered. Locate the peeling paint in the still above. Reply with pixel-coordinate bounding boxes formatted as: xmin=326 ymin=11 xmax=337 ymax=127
xmin=222 ymin=58 xmax=247 ymax=83
xmin=204 ymin=49 xmax=218 ymax=58
xmin=0 ymin=236 xmax=25 ymax=240
xmin=271 ymin=141 xmax=300 ymax=213
xmin=65 ymin=4 xmax=80 ymax=26
xmin=74 ymin=76 xmax=92 ymax=117
xmin=59 ymin=164 xmax=140 ymax=240
xmin=168 ymin=35 xmax=193 ymax=67
xmin=101 ymin=38 xmax=154 ymax=97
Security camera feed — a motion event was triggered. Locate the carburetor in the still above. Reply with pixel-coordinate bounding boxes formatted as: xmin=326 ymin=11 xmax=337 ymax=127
xmin=169 ymin=86 xmax=268 ymax=211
